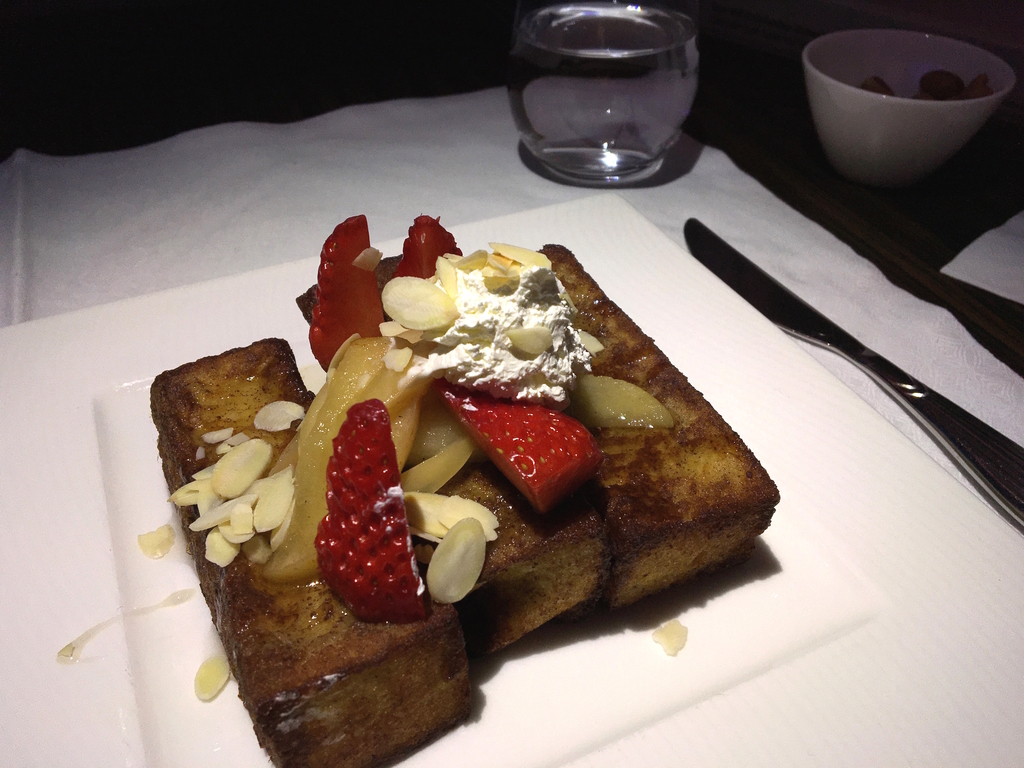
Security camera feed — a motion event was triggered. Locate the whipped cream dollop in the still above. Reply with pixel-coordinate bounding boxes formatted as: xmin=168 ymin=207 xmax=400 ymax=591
xmin=411 ymin=265 xmax=591 ymax=406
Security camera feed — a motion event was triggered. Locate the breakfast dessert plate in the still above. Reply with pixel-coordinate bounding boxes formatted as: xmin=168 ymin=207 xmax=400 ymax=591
xmin=2 ymin=195 xmax=1023 ymax=767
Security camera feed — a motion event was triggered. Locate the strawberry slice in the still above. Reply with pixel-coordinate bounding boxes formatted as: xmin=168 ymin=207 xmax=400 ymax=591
xmin=435 ymin=381 xmax=602 ymax=513
xmin=309 ymin=215 xmax=385 ymax=370
xmin=393 ymin=215 xmax=462 ymax=280
xmin=315 ymin=399 xmax=426 ymax=623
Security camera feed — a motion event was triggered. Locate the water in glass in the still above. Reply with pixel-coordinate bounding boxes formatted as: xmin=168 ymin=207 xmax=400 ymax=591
xmin=509 ymin=2 xmax=698 ymax=183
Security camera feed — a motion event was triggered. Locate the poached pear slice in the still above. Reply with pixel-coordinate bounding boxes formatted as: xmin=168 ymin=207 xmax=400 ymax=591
xmin=262 ymin=336 xmax=430 ymax=583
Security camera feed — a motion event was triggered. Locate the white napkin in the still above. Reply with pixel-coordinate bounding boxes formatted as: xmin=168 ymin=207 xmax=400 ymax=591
xmin=941 ymin=210 xmax=1024 ymax=305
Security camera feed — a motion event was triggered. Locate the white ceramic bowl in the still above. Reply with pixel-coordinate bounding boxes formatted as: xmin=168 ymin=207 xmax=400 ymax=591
xmin=802 ymin=29 xmax=1016 ymax=187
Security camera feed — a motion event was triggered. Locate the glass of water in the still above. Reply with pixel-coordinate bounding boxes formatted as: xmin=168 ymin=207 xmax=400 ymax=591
xmin=508 ymin=0 xmax=699 ymax=185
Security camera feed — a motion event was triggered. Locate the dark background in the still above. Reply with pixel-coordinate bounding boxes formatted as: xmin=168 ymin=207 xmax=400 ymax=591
xmin=4 ymin=0 xmax=1022 ymax=162
xmin=0 ymin=0 xmax=519 ymax=160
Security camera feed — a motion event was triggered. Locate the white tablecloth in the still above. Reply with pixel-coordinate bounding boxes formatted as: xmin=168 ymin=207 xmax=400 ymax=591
xmin=942 ymin=209 xmax=1024 ymax=305
xmin=1 ymin=87 xmax=1021 ymax=490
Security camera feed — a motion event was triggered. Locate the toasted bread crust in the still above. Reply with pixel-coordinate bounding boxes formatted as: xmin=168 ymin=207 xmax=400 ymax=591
xmin=150 ymin=338 xmax=471 ymax=768
xmin=541 ymin=245 xmax=780 ymax=607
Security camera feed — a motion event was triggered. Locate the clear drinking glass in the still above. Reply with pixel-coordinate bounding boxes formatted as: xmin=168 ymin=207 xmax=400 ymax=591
xmin=508 ymin=0 xmax=699 ymax=185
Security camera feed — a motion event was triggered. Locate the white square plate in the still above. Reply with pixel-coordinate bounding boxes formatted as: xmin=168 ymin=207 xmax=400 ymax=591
xmin=2 ymin=195 xmax=1022 ymax=767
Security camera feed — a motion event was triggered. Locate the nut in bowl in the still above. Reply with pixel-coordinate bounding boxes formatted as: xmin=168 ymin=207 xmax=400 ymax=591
xmin=802 ymin=29 xmax=1016 ymax=188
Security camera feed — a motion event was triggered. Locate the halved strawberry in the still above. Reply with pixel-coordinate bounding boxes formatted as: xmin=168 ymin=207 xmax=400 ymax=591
xmin=435 ymin=381 xmax=602 ymax=513
xmin=315 ymin=399 xmax=426 ymax=623
xmin=309 ymin=215 xmax=385 ymax=370
xmin=393 ymin=215 xmax=462 ymax=280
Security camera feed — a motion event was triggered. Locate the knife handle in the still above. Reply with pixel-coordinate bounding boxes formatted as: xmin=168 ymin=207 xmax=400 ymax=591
xmin=851 ymin=347 xmax=1024 ymax=531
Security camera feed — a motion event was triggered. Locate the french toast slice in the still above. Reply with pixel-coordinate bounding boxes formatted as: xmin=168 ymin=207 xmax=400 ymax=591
xmin=540 ymin=245 xmax=780 ymax=608
xmin=150 ymin=338 xmax=471 ymax=768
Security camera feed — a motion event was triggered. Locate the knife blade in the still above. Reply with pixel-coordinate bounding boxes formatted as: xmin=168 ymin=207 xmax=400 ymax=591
xmin=683 ymin=217 xmax=1024 ymax=533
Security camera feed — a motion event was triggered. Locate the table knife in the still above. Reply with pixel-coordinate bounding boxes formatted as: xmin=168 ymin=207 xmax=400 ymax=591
xmin=683 ymin=218 xmax=1024 ymax=532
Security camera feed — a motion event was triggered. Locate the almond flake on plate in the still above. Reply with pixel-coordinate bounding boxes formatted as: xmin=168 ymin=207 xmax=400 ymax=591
xmin=137 ymin=524 xmax=175 ymax=559
xmin=194 ymin=656 xmax=231 ymax=701
xmin=652 ymin=619 xmax=688 ymax=656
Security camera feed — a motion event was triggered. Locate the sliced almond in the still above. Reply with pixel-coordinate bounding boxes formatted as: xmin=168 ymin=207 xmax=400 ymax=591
xmin=405 ymin=491 xmax=498 ymax=542
xmin=196 ymin=486 xmax=222 ymax=515
xmin=201 ymin=427 xmax=233 ymax=444
xmin=560 ymin=291 xmax=578 ymax=314
xmin=401 ymin=437 xmax=474 ymax=494
xmin=253 ymin=467 xmax=295 ymax=532
xmin=397 ymin=328 xmax=424 ymax=343
xmin=218 ymin=525 xmax=255 ymax=546
xmin=436 ymin=497 xmax=499 ymax=541
xmin=169 ymin=476 xmax=214 ymax=507
xmin=426 ymin=517 xmax=487 ymax=604
xmin=489 ymin=242 xmax=552 ymax=270
xmin=435 ymin=256 xmax=459 ymax=298
xmin=212 ymin=438 xmax=273 ymax=498
xmin=192 ymin=465 xmax=216 ymax=481
xmin=578 ymin=330 xmax=605 ymax=355
xmin=506 ymin=326 xmax=553 ymax=356
xmin=381 ymin=277 xmax=460 ymax=331
xmin=384 ymin=346 xmax=414 ymax=372
xmin=218 ymin=513 xmax=255 ymax=545
xmin=253 ymin=401 xmax=305 ymax=432
xmin=189 ymin=494 xmax=258 ymax=532
xmin=380 ymin=320 xmax=410 ymax=337
xmin=453 ymin=249 xmax=489 ymax=272
xmin=194 ymin=656 xmax=231 ymax=701
xmin=195 ymin=446 xmax=205 ymax=461
xmin=204 ymin=528 xmax=240 ymax=567
xmin=652 ymin=619 xmax=688 ymax=656
xmin=169 ymin=476 xmax=221 ymax=515
xmin=352 ymin=246 xmax=383 ymax=271
xmin=243 ymin=473 xmax=274 ymax=499
xmin=483 ymin=274 xmax=518 ymax=294
xmin=487 ymin=252 xmax=515 ymax=273
xmin=216 ymin=431 xmax=250 ymax=455
xmin=229 ymin=505 xmax=254 ymax=535
xmin=137 ymin=524 xmax=175 ymax=559
xmin=404 ymin=492 xmax=450 ymax=539
xmin=480 ymin=264 xmax=503 ymax=278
